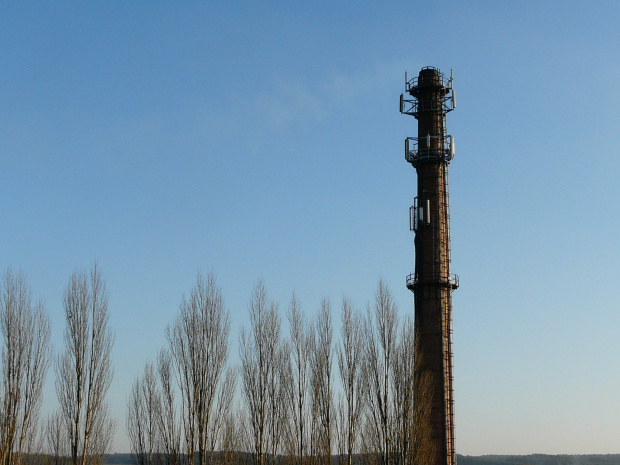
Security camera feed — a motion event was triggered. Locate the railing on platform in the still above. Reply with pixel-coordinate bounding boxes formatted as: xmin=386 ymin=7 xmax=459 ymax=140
xmin=406 ymin=272 xmax=459 ymax=290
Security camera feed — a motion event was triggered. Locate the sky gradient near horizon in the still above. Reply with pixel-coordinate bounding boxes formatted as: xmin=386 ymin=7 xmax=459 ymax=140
xmin=2 ymin=0 xmax=620 ymax=456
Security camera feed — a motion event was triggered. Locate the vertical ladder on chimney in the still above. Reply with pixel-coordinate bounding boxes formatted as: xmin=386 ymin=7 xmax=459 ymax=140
xmin=441 ymin=162 xmax=456 ymax=465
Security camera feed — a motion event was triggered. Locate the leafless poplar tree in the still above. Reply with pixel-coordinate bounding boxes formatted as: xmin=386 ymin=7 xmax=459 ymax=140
xmin=219 ymin=408 xmax=243 ymax=465
xmin=239 ymin=281 xmax=286 ymax=465
xmin=310 ymin=299 xmax=333 ymax=465
xmin=336 ymin=298 xmax=364 ymax=465
xmin=167 ymin=272 xmax=232 ymax=465
xmin=285 ymin=293 xmax=311 ymax=465
xmin=0 ymin=270 xmax=51 ymax=465
xmin=392 ymin=316 xmax=415 ymax=465
xmin=45 ymin=410 xmax=67 ymax=465
xmin=127 ymin=363 xmax=159 ymax=465
xmin=55 ymin=265 xmax=115 ymax=465
xmin=126 ymin=349 xmax=183 ymax=465
xmin=154 ymin=350 xmax=181 ymax=465
xmin=268 ymin=341 xmax=289 ymax=462
xmin=358 ymin=416 xmax=380 ymax=465
xmin=210 ymin=367 xmax=236 ymax=456
xmin=363 ymin=280 xmax=398 ymax=465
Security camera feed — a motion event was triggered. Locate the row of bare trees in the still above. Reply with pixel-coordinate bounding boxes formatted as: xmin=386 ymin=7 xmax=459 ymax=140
xmin=1 ymin=266 xmax=115 ymax=465
xmin=128 ymin=275 xmax=419 ymax=465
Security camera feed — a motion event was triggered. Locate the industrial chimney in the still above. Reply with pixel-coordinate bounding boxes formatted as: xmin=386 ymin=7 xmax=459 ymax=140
xmin=400 ymin=67 xmax=458 ymax=465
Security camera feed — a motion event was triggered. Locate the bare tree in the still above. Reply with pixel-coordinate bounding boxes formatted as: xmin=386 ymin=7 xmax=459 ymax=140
xmin=167 ymin=272 xmax=232 ymax=465
xmin=209 ymin=367 xmax=236 ymax=457
xmin=285 ymin=293 xmax=311 ymax=465
xmin=154 ymin=350 xmax=181 ymax=465
xmin=45 ymin=410 xmax=67 ymax=465
xmin=239 ymin=280 xmax=285 ymax=465
xmin=358 ymin=416 xmax=380 ymax=465
xmin=1 ymin=270 xmax=51 ymax=465
xmin=363 ymin=280 xmax=398 ymax=465
xmin=392 ymin=316 xmax=415 ymax=465
xmin=85 ymin=411 xmax=114 ymax=465
xmin=55 ymin=264 xmax=115 ymax=465
xmin=219 ymin=408 xmax=243 ymax=465
xmin=127 ymin=363 xmax=159 ymax=465
xmin=336 ymin=298 xmax=364 ymax=465
xmin=310 ymin=299 xmax=333 ymax=465
xmin=126 ymin=349 xmax=184 ymax=465
xmin=127 ymin=376 xmax=148 ymax=465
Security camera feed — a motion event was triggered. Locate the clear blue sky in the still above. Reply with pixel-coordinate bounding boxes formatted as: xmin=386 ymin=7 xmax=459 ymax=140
xmin=2 ymin=0 xmax=619 ymax=456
